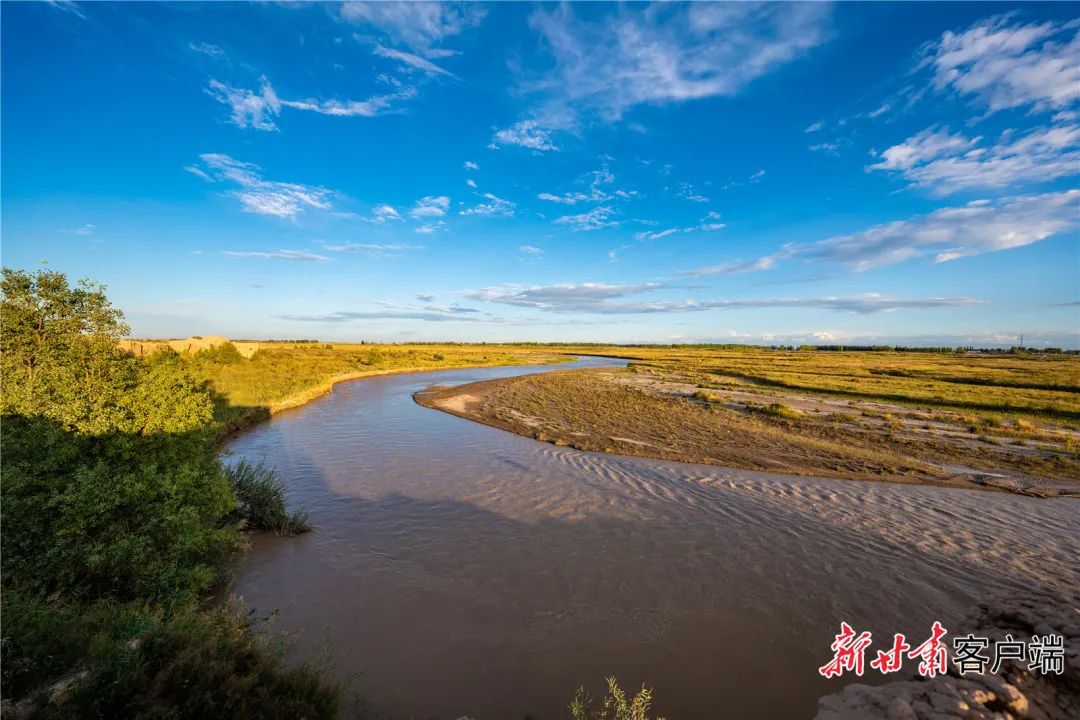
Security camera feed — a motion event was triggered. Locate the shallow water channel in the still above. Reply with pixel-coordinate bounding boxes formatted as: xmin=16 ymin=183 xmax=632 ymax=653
xmin=225 ymin=356 xmax=1080 ymax=719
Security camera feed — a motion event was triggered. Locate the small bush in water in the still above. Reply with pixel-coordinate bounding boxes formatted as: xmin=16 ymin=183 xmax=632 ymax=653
xmin=226 ymin=460 xmax=310 ymax=535
xmin=569 ymin=677 xmax=664 ymax=720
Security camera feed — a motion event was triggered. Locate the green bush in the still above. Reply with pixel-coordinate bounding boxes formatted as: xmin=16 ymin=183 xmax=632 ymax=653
xmin=226 ymin=460 xmax=311 ymax=535
xmin=1 ymin=415 xmax=237 ymax=603
xmin=1 ymin=267 xmax=329 ymax=715
xmin=1 ymin=591 xmax=339 ymax=719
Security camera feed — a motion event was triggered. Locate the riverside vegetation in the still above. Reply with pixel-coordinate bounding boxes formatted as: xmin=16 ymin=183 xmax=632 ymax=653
xmin=1 ymin=268 xmax=661 ymax=719
xmin=0 ymin=268 xmax=336 ymax=718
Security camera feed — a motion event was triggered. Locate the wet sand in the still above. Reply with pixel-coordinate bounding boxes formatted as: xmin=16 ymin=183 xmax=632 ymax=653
xmin=225 ymin=356 xmax=1080 ymax=719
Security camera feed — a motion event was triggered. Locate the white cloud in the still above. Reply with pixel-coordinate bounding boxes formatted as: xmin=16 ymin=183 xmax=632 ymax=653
xmin=924 ymin=15 xmax=1080 ymax=114
xmin=632 ymin=211 xmax=726 ymax=241
xmin=415 ymin=220 xmax=447 ymax=234
xmin=553 ymin=206 xmax=618 ymax=231
xmin=207 ymin=76 xmax=415 ymax=129
xmin=537 ymin=167 xmax=635 ymax=204
xmin=189 ymin=42 xmax=225 ymax=58
xmin=489 ymin=120 xmax=559 ymax=151
xmin=677 ymin=182 xmax=709 ymax=203
xmin=365 ymin=204 xmax=401 ymax=223
xmin=803 ymin=190 xmax=1078 ymax=269
xmin=805 ymin=120 xmax=824 ymax=133
xmin=191 ymin=153 xmax=332 ymax=219
xmin=373 ymin=44 xmax=454 ymax=77
xmin=46 ymin=1 xmax=84 ymax=19
xmin=522 ymin=3 xmax=831 ymax=124
xmin=206 ymin=77 xmax=281 ymax=130
xmin=684 ymin=191 xmax=1077 ymax=276
xmin=221 ymin=249 xmax=328 ymax=261
xmin=463 ymin=161 xmax=479 ymax=170
xmin=697 ymin=211 xmax=726 ymax=232
xmin=469 ymin=282 xmax=662 ymax=311
xmin=469 ymin=283 xmax=981 ymax=315
xmin=460 ymin=193 xmax=515 ymax=217
xmin=322 ymin=242 xmax=422 ymax=255
xmin=410 ymin=195 xmax=450 ymax=218
xmin=71 ymin=223 xmax=94 ymax=236
xmin=869 ymin=124 xmax=1080 ymax=195
xmin=809 ymin=141 xmax=843 ymax=155
xmin=519 ymin=245 xmax=543 ymax=256
xmin=465 ymin=179 xmax=477 ymax=188
xmin=633 ymin=228 xmax=679 ymax=241
xmin=683 ymin=254 xmax=784 ymax=277
xmin=340 ymin=2 xmax=486 ymax=54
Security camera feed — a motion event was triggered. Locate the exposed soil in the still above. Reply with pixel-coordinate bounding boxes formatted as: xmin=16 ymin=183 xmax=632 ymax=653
xmin=415 ymin=367 xmax=1080 ymax=496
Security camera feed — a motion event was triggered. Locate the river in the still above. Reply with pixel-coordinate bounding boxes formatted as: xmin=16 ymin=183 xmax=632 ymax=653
xmin=225 ymin=356 xmax=1080 ymax=719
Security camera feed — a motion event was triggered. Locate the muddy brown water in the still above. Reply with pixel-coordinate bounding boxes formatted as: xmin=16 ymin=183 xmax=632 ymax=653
xmin=225 ymin=356 xmax=1080 ymax=719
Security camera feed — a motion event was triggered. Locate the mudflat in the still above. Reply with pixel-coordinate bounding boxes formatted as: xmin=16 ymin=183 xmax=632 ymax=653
xmin=416 ymin=360 xmax=1080 ymax=496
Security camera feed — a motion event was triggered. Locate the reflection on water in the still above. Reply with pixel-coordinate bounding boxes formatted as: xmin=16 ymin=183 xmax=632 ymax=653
xmin=225 ymin=356 xmax=1080 ymax=719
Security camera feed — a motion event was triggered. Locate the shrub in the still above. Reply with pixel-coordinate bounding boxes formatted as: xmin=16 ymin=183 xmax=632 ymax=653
xmin=749 ymin=402 xmax=802 ymax=420
xmin=569 ymin=677 xmax=664 ymax=720
xmin=2 ymin=591 xmax=340 ymax=719
xmin=226 ymin=460 xmax=311 ymax=535
xmin=193 ymin=341 xmax=245 ymax=365
xmin=1 ymin=416 xmax=236 ymax=603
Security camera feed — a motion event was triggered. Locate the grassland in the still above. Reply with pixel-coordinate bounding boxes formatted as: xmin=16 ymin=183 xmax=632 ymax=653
xmin=122 ymin=337 xmax=572 ymax=435
xmin=416 ymin=347 xmax=1080 ymax=496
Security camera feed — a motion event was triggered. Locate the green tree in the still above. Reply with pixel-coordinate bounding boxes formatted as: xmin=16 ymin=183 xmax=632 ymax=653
xmin=1 ymin=267 xmax=233 ymax=601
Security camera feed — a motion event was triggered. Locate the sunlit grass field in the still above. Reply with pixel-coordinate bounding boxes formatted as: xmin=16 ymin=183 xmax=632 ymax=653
xmin=554 ymin=346 xmax=1080 ymax=423
xmin=124 ymin=338 xmax=1080 ymax=437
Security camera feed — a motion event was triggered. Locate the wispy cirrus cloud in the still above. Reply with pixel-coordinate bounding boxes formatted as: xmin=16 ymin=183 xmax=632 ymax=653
xmin=634 ymin=212 xmax=726 ymax=241
xmin=676 ymin=182 xmax=709 ymax=203
xmin=805 ymin=190 xmax=1079 ymax=268
xmin=922 ymin=14 xmax=1080 ymax=114
xmin=410 ymin=195 xmax=450 ymax=218
xmin=373 ymin=44 xmax=454 ymax=77
xmin=46 ymin=0 xmax=84 ymax=19
xmin=221 ymin=249 xmax=328 ymax=262
xmin=206 ymin=76 xmax=415 ymax=130
xmin=537 ymin=168 xmax=639 ymax=205
xmin=488 ymin=120 xmax=559 ymax=152
xmin=189 ymin=41 xmax=225 ymax=58
xmin=322 ymin=242 xmax=422 ymax=256
xmin=415 ymin=220 xmax=447 ymax=234
xmin=361 ymin=204 xmax=402 ymax=223
xmin=501 ymin=2 xmax=831 ymax=146
xmin=459 ymin=193 xmax=515 ymax=217
xmin=340 ymin=2 xmax=486 ymax=55
xmin=868 ymin=124 xmax=1080 ymax=195
xmin=553 ymin=205 xmax=619 ymax=232
xmin=682 ymin=254 xmax=786 ymax=277
xmin=188 ymin=153 xmax=332 ymax=219
xmin=686 ymin=190 xmax=1077 ymax=276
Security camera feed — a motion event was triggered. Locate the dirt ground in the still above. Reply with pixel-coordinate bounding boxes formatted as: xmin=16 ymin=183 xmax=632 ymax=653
xmin=416 ymin=366 xmax=1080 ymax=497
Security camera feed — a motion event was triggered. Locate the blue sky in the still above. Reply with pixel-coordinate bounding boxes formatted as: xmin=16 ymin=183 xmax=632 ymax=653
xmin=3 ymin=1 xmax=1078 ymax=346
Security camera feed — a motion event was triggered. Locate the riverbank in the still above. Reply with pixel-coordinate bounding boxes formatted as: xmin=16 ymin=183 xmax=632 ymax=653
xmin=128 ymin=338 xmax=575 ymax=439
xmin=416 ymin=365 xmax=1080 ymax=496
